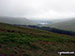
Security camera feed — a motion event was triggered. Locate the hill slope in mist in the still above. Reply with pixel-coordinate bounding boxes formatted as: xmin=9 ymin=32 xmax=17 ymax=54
xmin=0 ymin=17 xmax=37 ymax=25
xmin=47 ymin=19 xmax=75 ymax=32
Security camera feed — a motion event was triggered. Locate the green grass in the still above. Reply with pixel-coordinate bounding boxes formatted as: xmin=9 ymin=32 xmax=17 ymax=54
xmin=0 ymin=23 xmax=75 ymax=56
xmin=0 ymin=32 xmax=75 ymax=43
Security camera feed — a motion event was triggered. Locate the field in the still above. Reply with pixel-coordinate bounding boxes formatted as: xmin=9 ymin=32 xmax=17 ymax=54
xmin=0 ymin=23 xmax=75 ymax=56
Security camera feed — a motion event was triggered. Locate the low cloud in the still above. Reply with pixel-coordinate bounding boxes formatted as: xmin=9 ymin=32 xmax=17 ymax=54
xmin=0 ymin=0 xmax=75 ymax=20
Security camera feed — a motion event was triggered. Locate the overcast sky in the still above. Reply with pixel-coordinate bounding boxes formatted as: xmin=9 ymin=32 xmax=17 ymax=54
xmin=0 ymin=0 xmax=75 ymax=20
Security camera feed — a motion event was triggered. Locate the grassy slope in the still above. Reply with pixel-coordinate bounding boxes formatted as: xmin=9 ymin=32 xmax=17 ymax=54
xmin=0 ymin=23 xmax=75 ymax=56
xmin=47 ymin=19 xmax=75 ymax=32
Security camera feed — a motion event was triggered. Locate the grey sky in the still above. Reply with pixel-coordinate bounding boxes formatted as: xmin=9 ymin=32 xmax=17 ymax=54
xmin=0 ymin=0 xmax=75 ymax=20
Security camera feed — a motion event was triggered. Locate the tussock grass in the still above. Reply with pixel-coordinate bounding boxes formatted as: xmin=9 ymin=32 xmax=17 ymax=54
xmin=0 ymin=23 xmax=75 ymax=56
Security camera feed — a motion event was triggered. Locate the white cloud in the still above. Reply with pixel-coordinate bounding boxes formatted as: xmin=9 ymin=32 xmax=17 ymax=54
xmin=0 ymin=0 xmax=75 ymax=20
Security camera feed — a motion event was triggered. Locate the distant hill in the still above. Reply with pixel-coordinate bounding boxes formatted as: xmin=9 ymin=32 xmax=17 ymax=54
xmin=0 ymin=17 xmax=37 ymax=25
xmin=46 ymin=19 xmax=75 ymax=32
xmin=33 ymin=18 xmax=72 ymax=27
xmin=0 ymin=22 xmax=75 ymax=56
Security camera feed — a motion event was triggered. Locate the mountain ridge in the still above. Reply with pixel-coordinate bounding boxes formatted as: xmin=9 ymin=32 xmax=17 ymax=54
xmin=45 ymin=18 xmax=75 ymax=32
xmin=0 ymin=17 xmax=37 ymax=25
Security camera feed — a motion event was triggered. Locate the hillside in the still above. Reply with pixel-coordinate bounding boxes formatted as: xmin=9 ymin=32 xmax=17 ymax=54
xmin=0 ymin=23 xmax=75 ymax=56
xmin=47 ymin=19 xmax=75 ymax=32
xmin=0 ymin=17 xmax=37 ymax=25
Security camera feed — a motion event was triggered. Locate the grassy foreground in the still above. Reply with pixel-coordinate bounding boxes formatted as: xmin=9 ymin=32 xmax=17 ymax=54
xmin=0 ymin=23 xmax=75 ymax=56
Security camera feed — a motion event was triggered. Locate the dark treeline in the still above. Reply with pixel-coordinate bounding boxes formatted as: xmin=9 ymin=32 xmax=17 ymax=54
xmin=15 ymin=25 xmax=75 ymax=36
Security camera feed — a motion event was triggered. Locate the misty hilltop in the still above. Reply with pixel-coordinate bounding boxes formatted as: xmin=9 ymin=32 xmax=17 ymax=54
xmin=0 ymin=17 xmax=37 ymax=25
xmin=47 ymin=18 xmax=75 ymax=32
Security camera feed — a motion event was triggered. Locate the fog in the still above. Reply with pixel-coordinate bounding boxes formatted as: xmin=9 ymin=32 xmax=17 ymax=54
xmin=0 ymin=0 xmax=75 ymax=20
